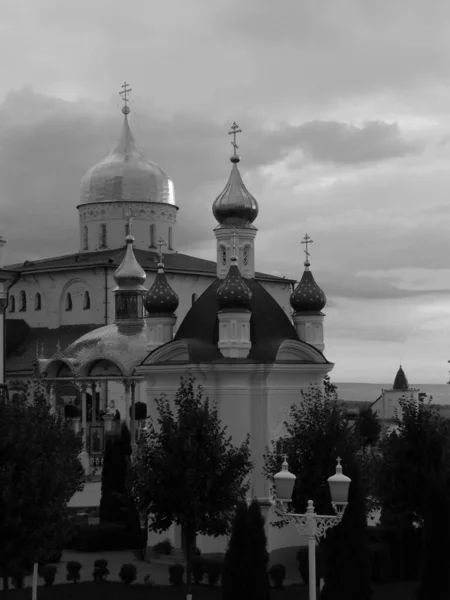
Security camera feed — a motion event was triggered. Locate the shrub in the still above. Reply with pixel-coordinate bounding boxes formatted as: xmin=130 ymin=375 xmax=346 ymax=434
xmin=66 ymin=560 xmax=82 ymax=583
xmin=297 ymin=546 xmax=321 ymax=586
xmin=205 ymin=559 xmax=222 ymax=586
xmin=93 ymin=558 xmax=109 ymax=581
xmin=269 ymin=563 xmax=286 ymax=588
xmin=119 ymin=563 xmax=137 ymax=585
xmin=192 ymin=555 xmax=205 ymax=584
xmin=144 ymin=574 xmax=156 ymax=587
xmin=42 ymin=565 xmax=57 ymax=586
xmin=168 ymin=563 xmax=184 ymax=586
xmin=153 ymin=538 xmax=173 ymax=555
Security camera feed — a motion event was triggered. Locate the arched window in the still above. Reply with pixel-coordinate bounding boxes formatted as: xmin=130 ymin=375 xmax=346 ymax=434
xmin=220 ymin=245 xmax=227 ymax=266
xmin=83 ymin=225 xmax=89 ymax=251
xmin=19 ymin=291 xmax=26 ymax=312
xmin=149 ymin=224 xmax=156 ymax=248
xmin=35 ymin=293 xmax=41 ymax=311
xmin=9 ymin=295 xmax=15 ymax=313
xmin=99 ymin=223 xmax=107 ymax=248
xmin=65 ymin=293 xmax=73 ymax=311
xmin=243 ymin=245 xmax=250 ymax=267
xmin=191 ymin=293 xmax=198 ymax=306
xmin=83 ymin=291 xmax=90 ymax=310
xmin=168 ymin=226 xmax=173 ymax=250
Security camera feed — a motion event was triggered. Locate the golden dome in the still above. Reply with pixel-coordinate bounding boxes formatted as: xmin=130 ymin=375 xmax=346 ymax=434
xmin=80 ymin=116 xmax=175 ymax=206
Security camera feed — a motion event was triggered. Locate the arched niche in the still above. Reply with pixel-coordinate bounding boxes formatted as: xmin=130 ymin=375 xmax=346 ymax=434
xmin=87 ymin=359 xmax=123 ymax=378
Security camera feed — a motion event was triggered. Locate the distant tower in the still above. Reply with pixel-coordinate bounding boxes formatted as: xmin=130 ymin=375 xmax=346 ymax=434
xmin=371 ymin=365 xmax=420 ymax=429
xmin=290 ymin=234 xmax=326 ymax=352
xmin=213 ymin=122 xmax=259 ymax=279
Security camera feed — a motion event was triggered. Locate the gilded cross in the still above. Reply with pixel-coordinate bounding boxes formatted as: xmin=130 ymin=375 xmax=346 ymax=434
xmin=123 ymin=207 xmax=135 ymax=235
xmin=156 ymin=237 xmax=167 ymax=262
xmin=119 ymin=81 xmax=132 ymax=114
xmin=301 ymin=233 xmax=313 ymax=262
xmin=228 ymin=121 xmax=242 ymax=156
xmin=231 ymin=229 xmax=238 ymax=258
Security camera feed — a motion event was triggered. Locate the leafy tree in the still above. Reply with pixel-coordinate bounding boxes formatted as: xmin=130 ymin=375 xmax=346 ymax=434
xmin=222 ymin=500 xmax=270 ymax=600
xmin=355 ymin=406 xmax=382 ymax=453
xmin=417 ymin=468 xmax=450 ymax=600
xmin=376 ymin=395 xmax=450 ymax=528
xmin=0 ymin=386 xmax=84 ymax=595
xmin=130 ymin=374 xmax=252 ymax=598
xmin=320 ymin=460 xmax=372 ymax=600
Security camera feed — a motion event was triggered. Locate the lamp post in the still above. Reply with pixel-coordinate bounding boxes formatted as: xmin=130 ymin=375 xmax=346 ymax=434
xmin=273 ymin=456 xmax=351 ymax=600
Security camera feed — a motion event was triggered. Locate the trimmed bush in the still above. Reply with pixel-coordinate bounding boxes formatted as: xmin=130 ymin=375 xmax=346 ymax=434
xmin=67 ymin=522 xmax=145 ymax=551
xmin=153 ymin=538 xmax=173 ymax=555
xmin=297 ymin=545 xmax=321 ymax=586
xmin=205 ymin=559 xmax=222 ymax=587
xmin=168 ymin=563 xmax=184 ymax=586
xmin=192 ymin=555 xmax=205 ymax=584
xmin=10 ymin=567 xmax=25 ymax=589
xmin=66 ymin=560 xmax=82 ymax=583
xmin=42 ymin=565 xmax=57 ymax=587
xmin=119 ymin=563 xmax=137 ymax=585
xmin=269 ymin=563 xmax=286 ymax=588
xmin=93 ymin=558 xmax=109 ymax=582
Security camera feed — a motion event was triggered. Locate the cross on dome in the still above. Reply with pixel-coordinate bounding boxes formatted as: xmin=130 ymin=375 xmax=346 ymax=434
xmin=119 ymin=81 xmax=132 ymax=115
xmin=228 ymin=121 xmax=242 ymax=157
xmin=156 ymin=237 xmax=167 ymax=263
xmin=123 ymin=207 xmax=135 ymax=235
xmin=231 ymin=228 xmax=238 ymax=260
xmin=301 ymin=233 xmax=313 ymax=264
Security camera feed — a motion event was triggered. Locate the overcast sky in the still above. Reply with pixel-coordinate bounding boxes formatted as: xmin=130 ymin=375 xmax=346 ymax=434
xmin=1 ymin=0 xmax=450 ymax=384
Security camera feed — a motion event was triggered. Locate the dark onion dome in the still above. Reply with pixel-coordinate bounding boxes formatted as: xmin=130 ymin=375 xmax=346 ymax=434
xmin=212 ymin=155 xmax=259 ymax=227
xmin=114 ymin=234 xmax=146 ymax=291
xmin=290 ymin=260 xmax=326 ymax=313
xmin=393 ymin=366 xmax=409 ymax=390
xmin=144 ymin=261 xmax=179 ymax=314
xmin=217 ymin=256 xmax=252 ymax=310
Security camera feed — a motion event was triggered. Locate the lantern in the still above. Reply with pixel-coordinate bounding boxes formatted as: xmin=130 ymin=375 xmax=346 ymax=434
xmin=273 ymin=457 xmax=296 ymax=502
xmin=327 ymin=457 xmax=351 ymax=514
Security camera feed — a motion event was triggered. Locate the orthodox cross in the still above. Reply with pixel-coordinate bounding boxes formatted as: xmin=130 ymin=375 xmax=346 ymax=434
xmin=228 ymin=121 xmax=242 ymax=156
xmin=156 ymin=237 xmax=167 ymax=262
xmin=231 ymin=229 xmax=238 ymax=258
xmin=119 ymin=81 xmax=132 ymax=115
xmin=123 ymin=207 xmax=135 ymax=235
xmin=301 ymin=233 xmax=313 ymax=262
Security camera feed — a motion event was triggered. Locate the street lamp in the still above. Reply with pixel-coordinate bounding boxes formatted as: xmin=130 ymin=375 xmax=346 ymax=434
xmin=273 ymin=456 xmax=351 ymax=600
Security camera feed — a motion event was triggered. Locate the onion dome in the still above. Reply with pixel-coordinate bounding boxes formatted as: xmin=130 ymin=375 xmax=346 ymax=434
xmin=212 ymin=155 xmax=259 ymax=227
xmin=144 ymin=261 xmax=179 ymax=314
xmin=393 ymin=366 xmax=408 ymax=391
xmin=290 ymin=260 xmax=327 ymax=313
xmin=114 ymin=234 xmax=146 ymax=291
xmin=80 ymin=113 xmax=175 ymax=206
xmin=217 ymin=255 xmax=252 ymax=310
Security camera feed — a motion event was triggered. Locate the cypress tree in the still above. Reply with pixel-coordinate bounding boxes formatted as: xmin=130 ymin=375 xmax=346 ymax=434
xmin=247 ymin=500 xmax=270 ymax=600
xmin=320 ymin=461 xmax=372 ymax=600
xmin=99 ymin=437 xmax=120 ymax=523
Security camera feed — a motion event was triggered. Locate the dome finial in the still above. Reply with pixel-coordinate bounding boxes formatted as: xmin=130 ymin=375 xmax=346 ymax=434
xmin=156 ymin=237 xmax=168 ymax=272
xmin=123 ymin=206 xmax=135 ymax=237
xmin=231 ymin=228 xmax=238 ymax=263
xmin=228 ymin=121 xmax=242 ymax=164
xmin=119 ymin=81 xmax=132 ymax=116
xmin=144 ymin=236 xmax=179 ymax=314
xmin=301 ymin=233 xmax=313 ymax=269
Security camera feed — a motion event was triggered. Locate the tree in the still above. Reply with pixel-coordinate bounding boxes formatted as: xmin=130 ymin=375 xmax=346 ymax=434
xmin=320 ymin=460 xmax=372 ymax=600
xmin=417 ymin=468 xmax=450 ymax=600
xmin=376 ymin=395 xmax=450 ymax=528
xmin=0 ymin=386 xmax=85 ymax=595
xmin=130 ymin=374 xmax=252 ymax=598
xmin=222 ymin=500 xmax=270 ymax=600
xmin=355 ymin=406 xmax=382 ymax=454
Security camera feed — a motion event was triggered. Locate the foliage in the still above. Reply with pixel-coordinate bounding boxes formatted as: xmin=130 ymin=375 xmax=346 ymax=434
xmin=64 ymin=404 xmax=81 ymax=419
xmin=92 ymin=559 xmax=109 ymax=582
xmin=153 ymin=539 xmax=173 ymax=555
xmin=10 ymin=567 xmax=25 ymax=589
xmin=144 ymin=574 xmax=156 ymax=587
xmin=320 ymin=460 xmax=372 ymax=600
xmin=368 ymin=526 xmax=422 ymax=582
xmin=168 ymin=563 xmax=184 ymax=586
xmin=42 ymin=564 xmax=57 ymax=586
xmin=130 ymin=401 xmax=147 ymax=421
xmin=130 ymin=374 xmax=252 ymax=596
xmin=375 ymin=394 xmax=450 ymax=528
xmin=205 ymin=559 xmax=222 ymax=586
xmin=99 ymin=423 xmax=141 ymax=532
xmin=67 ymin=522 xmax=144 ymax=552
xmin=66 ymin=561 xmax=82 ymax=583
xmin=119 ymin=563 xmax=137 ymax=585
xmin=192 ymin=556 xmax=205 ymax=584
xmin=355 ymin=406 xmax=382 ymax=452
xmin=222 ymin=500 xmax=270 ymax=599
xmin=269 ymin=564 xmax=286 ymax=588
xmin=417 ymin=470 xmax=450 ymax=599
xmin=0 ymin=383 xmax=84 ymax=588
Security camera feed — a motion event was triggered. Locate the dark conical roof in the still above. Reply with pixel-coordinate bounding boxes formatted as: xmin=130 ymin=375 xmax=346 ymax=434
xmin=144 ymin=262 xmax=179 ymax=315
xmin=393 ymin=366 xmax=408 ymax=390
xmin=217 ymin=256 xmax=252 ymax=310
xmin=290 ymin=261 xmax=326 ymax=313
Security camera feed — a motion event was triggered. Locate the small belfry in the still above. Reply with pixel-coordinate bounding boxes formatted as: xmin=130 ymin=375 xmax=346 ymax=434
xmin=290 ymin=234 xmax=327 ymax=352
xmin=143 ymin=237 xmax=179 ymax=349
xmin=213 ymin=122 xmax=259 ymax=279
xmin=216 ymin=229 xmax=252 ymax=358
